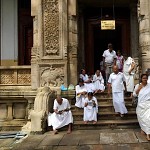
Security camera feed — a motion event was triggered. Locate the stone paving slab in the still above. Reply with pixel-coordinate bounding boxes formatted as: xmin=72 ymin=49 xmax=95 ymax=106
xmin=100 ymin=131 xmax=138 ymax=144
xmin=79 ymin=133 xmax=100 ymax=145
xmin=135 ymin=132 xmax=148 ymax=143
xmin=59 ymin=133 xmax=79 ymax=146
xmin=13 ymin=135 xmax=46 ymax=150
xmin=0 ymin=129 xmax=150 ymax=150
xmin=0 ymin=138 xmax=15 ymax=148
xmin=38 ymin=133 xmax=64 ymax=146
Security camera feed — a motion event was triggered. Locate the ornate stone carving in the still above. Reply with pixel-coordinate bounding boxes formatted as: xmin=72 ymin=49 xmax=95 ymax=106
xmin=0 ymin=70 xmax=15 ymax=84
xmin=40 ymin=66 xmax=64 ymax=87
xmin=18 ymin=70 xmax=31 ymax=85
xmin=43 ymin=0 xmax=59 ymax=56
xmin=31 ymin=47 xmax=40 ymax=63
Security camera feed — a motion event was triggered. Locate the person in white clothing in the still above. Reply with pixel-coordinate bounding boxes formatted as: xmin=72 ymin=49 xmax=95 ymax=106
xmin=48 ymin=95 xmax=73 ymax=134
xmin=116 ymin=50 xmax=124 ymax=72
xmin=133 ymin=74 xmax=150 ymax=141
xmin=93 ymin=70 xmax=105 ymax=93
xmin=145 ymin=68 xmax=150 ymax=83
xmin=102 ymin=43 xmax=117 ymax=84
xmin=84 ymin=92 xmax=98 ymax=124
xmin=79 ymin=69 xmax=90 ymax=83
xmin=123 ymin=56 xmax=135 ymax=98
xmin=108 ymin=65 xmax=127 ymax=117
xmin=85 ymin=75 xmax=96 ymax=94
xmin=75 ymin=78 xmax=87 ymax=108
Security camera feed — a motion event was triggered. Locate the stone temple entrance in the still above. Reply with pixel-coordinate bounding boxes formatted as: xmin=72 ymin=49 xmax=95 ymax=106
xmin=78 ymin=0 xmax=138 ymax=75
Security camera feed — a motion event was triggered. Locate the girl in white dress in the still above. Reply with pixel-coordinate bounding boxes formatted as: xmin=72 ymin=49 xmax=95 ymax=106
xmin=83 ymin=92 xmax=98 ymax=124
xmin=93 ymin=70 xmax=105 ymax=93
xmin=79 ymin=69 xmax=90 ymax=83
xmin=116 ymin=50 xmax=124 ymax=72
xmin=75 ymin=78 xmax=87 ymax=108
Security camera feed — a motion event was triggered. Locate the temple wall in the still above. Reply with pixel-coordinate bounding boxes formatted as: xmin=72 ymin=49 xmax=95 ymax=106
xmin=138 ymin=0 xmax=150 ymax=72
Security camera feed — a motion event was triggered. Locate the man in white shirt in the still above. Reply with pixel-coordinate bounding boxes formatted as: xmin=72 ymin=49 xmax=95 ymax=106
xmin=108 ymin=65 xmax=127 ymax=117
xmin=48 ymin=95 xmax=73 ymax=134
xmin=102 ymin=43 xmax=117 ymax=84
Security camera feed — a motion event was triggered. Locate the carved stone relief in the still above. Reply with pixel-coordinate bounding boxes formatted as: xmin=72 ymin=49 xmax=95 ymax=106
xmin=43 ymin=0 xmax=59 ymax=56
xmin=40 ymin=65 xmax=64 ymax=87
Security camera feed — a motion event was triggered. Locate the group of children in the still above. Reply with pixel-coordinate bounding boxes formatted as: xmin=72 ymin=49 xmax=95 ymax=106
xmin=75 ymin=69 xmax=105 ymax=124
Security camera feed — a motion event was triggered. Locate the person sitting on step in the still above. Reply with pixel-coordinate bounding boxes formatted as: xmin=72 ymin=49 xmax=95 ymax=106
xmin=83 ymin=92 xmax=98 ymax=124
xmin=48 ymin=95 xmax=73 ymax=134
xmin=75 ymin=78 xmax=87 ymax=108
xmin=93 ymin=70 xmax=105 ymax=93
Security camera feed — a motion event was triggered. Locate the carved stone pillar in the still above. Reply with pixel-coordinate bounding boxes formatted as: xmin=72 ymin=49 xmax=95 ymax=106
xmin=68 ymin=0 xmax=78 ymax=85
xmin=138 ymin=0 xmax=150 ymax=72
xmin=130 ymin=3 xmax=139 ymax=58
xmin=31 ymin=0 xmax=69 ymax=90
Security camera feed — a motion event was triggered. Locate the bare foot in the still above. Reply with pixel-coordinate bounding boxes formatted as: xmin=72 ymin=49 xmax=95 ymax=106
xmin=93 ymin=121 xmax=97 ymax=124
xmin=120 ymin=114 xmax=124 ymax=118
xmin=53 ymin=130 xmax=58 ymax=134
xmin=141 ymin=130 xmax=145 ymax=135
xmin=84 ymin=121 xmax=88 ymax=124
xmin=146 ymin=135 xmax=150 ymax=141
xmin=67 ymin=130 xmax=71 ymax=134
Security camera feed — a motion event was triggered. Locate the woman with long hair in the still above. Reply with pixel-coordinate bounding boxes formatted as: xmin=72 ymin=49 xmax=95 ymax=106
xmin=133 ymin=74 xmax=150 ymax=141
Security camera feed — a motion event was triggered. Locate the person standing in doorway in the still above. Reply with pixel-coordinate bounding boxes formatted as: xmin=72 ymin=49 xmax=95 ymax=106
xmin=116 ymin=50 xmax=124 ymax=72
xmin=108 ymin=65 xmax=128 ymax=117
xmin=102 ymin=43 xmax=117 ymax=85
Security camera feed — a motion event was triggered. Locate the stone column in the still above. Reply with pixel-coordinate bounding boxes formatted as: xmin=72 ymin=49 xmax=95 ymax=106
xmin=68 ymin=0 xmax=78 ymax=85
xmin=138 ymin=0 xmax=150 ymax=72
xmin=130 ymin=3 xmax=139 ymax=58
xmin=31 ymin=0 xmax=68 ymax=90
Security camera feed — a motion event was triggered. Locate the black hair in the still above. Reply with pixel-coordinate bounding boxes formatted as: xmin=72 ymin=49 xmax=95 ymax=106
xmin=88 ymin=92 xmax=93 ymax=97
xmin=141 ymin=74 xmax=148 ymax=81
xmin=108 ymin=43 xmax=113 ymax=48
xmin=78 ymin=78 xmax=84 ymax=83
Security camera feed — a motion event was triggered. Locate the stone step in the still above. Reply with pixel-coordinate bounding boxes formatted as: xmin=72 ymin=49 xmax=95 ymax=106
xmin=0 ymin=119 xmax=26 ymax=131
xmin=71 ymin=103 xmax=136 ymax=112
xmin=72 ymin=111 xmax=137 ymax=121
xmin=69 ymin=97 xmax=133 ymax=105
xmin=73 ymin=119 xmax=139 ymax=130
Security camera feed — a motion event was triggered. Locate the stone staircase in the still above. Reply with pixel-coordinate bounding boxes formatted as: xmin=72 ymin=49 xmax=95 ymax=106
xmin=61 ymin=90 xmax=139 ymax=130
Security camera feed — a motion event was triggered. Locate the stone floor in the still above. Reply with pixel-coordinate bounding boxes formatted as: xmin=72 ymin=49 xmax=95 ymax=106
xmin=0 ymin=129 xmax=150 ymax=150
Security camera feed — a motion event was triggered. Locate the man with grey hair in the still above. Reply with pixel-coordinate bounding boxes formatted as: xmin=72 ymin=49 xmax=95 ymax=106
xmin=48 ymin=95 xmax=73 ymax=134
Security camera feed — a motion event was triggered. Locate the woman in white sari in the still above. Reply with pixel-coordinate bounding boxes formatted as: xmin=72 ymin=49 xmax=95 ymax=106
xmin=123 ymin=57 xmax=135 ymax=97
xmin=133 ymin=74 xmax=150 ymax=141
xmin=93 ymin=70 xmax=105 ymax=93
xmin=83 ymin=92 xmax=98 ymax=124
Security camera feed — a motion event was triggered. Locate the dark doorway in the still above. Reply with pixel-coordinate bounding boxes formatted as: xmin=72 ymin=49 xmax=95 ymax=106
xmin=83 ymin=7 xmax=130 ymax=74
xmin=18 ymin=0 xmax=33 ymax=65
xmin=93 ymin=24 xmax=122 ymax=71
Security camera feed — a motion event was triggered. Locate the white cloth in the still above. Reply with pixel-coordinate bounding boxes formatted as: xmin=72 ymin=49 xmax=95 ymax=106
xmin=123 ymin=57 xmax=135 ymax=92
xmin=48 ymin=98 xmax=73 ymax=130
xmin=136 ymin=83 xmax=150 ymax=134
xmin=75 ymin=84 xmax=87 ymax=108
xmin=83 ymin=96 xmax=98 ymax=121
xmin=112 ymin=92 xmax=128 ymax=114
xmin=102 ymin=49 xmax=117 ymax=64
xmin=85 ymin=83 xmax=96 ymax=93
xmin=80 ymin=74 xmax=89 ymax=82
xmin=93 ymin=73 xmax=105 ymax=91
xmin=108 ymin=72 xmax=126 ymax=92
xmin=116 ymin=55 xmax=124 ymax=70
xmin=148 ymin=76 xmax=150 ymax=84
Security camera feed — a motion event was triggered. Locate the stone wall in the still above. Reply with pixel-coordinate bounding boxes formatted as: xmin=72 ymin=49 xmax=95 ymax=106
xmin=138 ymin=0 xmax=150 ymax=72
